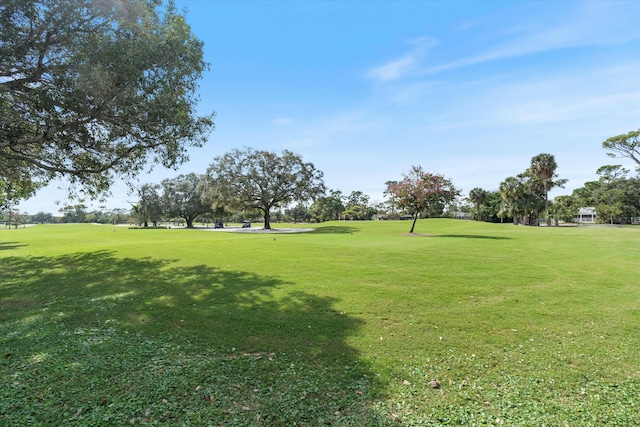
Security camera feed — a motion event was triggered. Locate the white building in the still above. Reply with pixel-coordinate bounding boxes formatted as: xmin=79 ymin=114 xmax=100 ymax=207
xmin=574 ymin=207 xmax=596 ymax=223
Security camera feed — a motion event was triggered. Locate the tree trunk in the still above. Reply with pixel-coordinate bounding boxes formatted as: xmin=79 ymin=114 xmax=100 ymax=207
xmin=264 ymin=209 xmax=271 ymax=229
xmin=185 ymin=216 xmax=194 ymax=228
xmin=409 ymin=212 xmax=418 ymax=233
xmin=543 ymin=181 xmax=550 ymax=226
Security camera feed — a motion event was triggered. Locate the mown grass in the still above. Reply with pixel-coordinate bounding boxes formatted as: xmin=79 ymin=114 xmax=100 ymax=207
xmin=1 ymin=220 xmax=638 ymax=425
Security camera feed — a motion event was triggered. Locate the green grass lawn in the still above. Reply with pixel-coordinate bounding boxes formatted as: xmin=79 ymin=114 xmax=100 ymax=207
xmin=1 ymin=220 xmax=639 ymax=426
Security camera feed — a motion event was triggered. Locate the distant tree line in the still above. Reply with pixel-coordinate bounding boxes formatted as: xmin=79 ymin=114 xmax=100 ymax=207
xmin=133 ymin=148 xmax=327 ymax=229
xmin=133 ymin=173 xmax=394 ymax=228
xmin=569 ymin=165 xmax=639 ymax=225
xmin=1 ymin=206 xmax=132 ymax=227
xmin=464 ymin=152 xmax=567 ymax=226
xmin=6 ymin=130 xmax=638 ymax=228
xmin=462 ymin=130 xmax=640 ymax=225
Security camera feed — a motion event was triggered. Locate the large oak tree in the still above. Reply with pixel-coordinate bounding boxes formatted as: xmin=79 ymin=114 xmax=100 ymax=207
xmin=135 ymin=183 xmax=163 ymax=226
xmin=205 ymin=148 xmax=325 ymax=229
xmin=160 ymin=173 xmax=210 ymax=228
xmin=0 ymin=0 xmax=214 ymax=206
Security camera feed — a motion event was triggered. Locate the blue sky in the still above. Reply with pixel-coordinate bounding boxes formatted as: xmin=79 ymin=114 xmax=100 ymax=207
xmin=18 ymin=0 xmax=640 ymax=214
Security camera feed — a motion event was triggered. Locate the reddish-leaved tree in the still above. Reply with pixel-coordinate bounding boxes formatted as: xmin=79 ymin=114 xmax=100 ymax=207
xmin=386 ymin=165 xmax=458 ymax=233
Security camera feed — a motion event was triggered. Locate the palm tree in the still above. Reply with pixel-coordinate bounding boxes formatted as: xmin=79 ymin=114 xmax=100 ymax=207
xmin=499 ymin=177 xmax=521 ymax=225
xmin=468 ymin=187 xmax=488 ymax=221
xmin=530 ymin=153 xmax=558 ymax=224
xmin=497 ymin=200 xmax=512 ymax=224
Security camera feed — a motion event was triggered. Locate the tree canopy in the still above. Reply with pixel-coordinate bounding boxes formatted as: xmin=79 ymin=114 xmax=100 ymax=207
xmin=529 ymin=153 xmax=559 ymax=222
xmin=308 ymin=190 xmax=345 ymax=222
xmin=205 ymin=148 xmax=325 ymax=229
xmin=603 ymin=129 xmax=640 ymax=167
xmin=496 ymin=154 xmax=565 ymax=226
xmin=468 ymin=187 xmax=488 ymax=221
xmin=160 ymin=173 xmax=210 ymax=228
xmin=570 ymin=165 xmax=640 ymax=225
xmin=0 ymin=0 xmax=214 ymax=204
xmin=386 ymin=165 xmax=458 ymax=233
xmin=134 ymin=183 xmax=163 ymax=227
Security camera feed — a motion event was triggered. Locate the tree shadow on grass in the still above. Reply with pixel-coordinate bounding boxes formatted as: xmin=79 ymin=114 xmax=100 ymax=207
xmin=0 ymin=241 xmax=27 ymax=250
xmin=310 ymin=225 xmax=361 ymax=234
xmin=434 ymin=234 xmax=512 ymax=240
xmin=405 ymin=233 xmax=511 ymax=240
xmin=0 ymin=251 xmax=390 ymax=425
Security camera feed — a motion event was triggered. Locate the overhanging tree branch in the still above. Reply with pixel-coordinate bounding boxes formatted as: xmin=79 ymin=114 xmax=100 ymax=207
xmin=603 ymin=129 xmax=640 ymax=166
xmin=0 ymin=0 xmax=215 ymax=200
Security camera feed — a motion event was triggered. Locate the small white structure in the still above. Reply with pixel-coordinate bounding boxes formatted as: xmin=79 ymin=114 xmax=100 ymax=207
xmin=574 ymin=207 xmax=596 ymax=223
xmin=451 ymin=211 xmax=471 ymax=220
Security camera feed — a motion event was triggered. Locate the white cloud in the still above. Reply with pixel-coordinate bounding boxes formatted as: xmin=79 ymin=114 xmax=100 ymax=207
xmin=278 ymin=109 xmax=379 ymax=151
xmin=362 ymin=2 xmax=640 ymax=81
xmin=366 ymin=37 xmax=437 ymax=82
xmin=422 ymin=1 xmax=640 ymax=76
xmin=367 ymin=55 xmax=416 ymax=81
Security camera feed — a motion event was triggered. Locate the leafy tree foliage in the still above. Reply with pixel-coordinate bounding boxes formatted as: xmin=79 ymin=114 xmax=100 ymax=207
xmin=308 ymin=190 xmax=345 ymax=222
xmin=571 ymin=165 xmax=640 ymax=224
xmin=468 ymin=187 xmax=488 ymax=221
xmin=603 ymin=129 xmax=640 ymax=167
xmin=530 ymin=153 xmax=558 ymax=220
xmin=498 ymin=176 xmax=520 ymax=225
xmin=498 ymin=154 xmax=566 ymax=226
xmin=285 ymin=203 xmax=311 ymax=223
xmin=595 ymin=165 xmax=627 ymax=224
xmin=1 ymin=209 xmax=29 ymax=228
xmin=0 ymin=0 xmax=214 ymax=200
xmin=30 ymin=211 xmax=54 ymax=224
xmin=477 ymin=191 xmax=503 ymax=223
xmin=59 ymin=204 xmax=87 ymax=223
xmin=510 ymin=172 xmax=548 ymax=225
xmin=205 ymin=148 xmax=325 ymax=229
xmin=135 ymin=184 xmax=163 ymax=226
xmin=386 ymin=165 xmax=458 ymax=233
xmin=548 ymin=195 xmax=577 ymax=226
xmin=160 ymin=173 xmax=210 ymax=228
xmin=0 ymin=161 xmax=39 ymax=210
xmin=343 ymin=191 xmax=376 ymax=220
